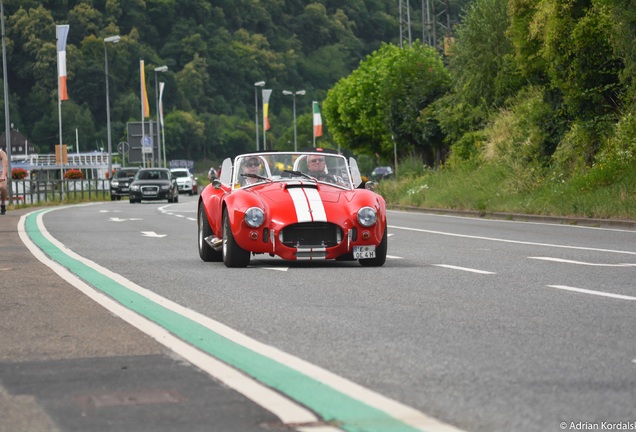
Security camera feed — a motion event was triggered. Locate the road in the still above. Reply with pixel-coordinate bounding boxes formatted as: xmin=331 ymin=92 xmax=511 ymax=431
xmin=2 ymin=195 xmax=635 ymax=432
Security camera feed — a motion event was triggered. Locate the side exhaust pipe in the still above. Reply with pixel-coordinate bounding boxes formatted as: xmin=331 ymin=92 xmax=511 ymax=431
xmin=204 ymin=236 xmax=223 ymax=251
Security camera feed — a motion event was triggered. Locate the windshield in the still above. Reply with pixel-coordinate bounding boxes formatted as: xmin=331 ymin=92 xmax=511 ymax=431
xmin=171 ymin=170 xmax=189 ymax=178
xmin=230 ymin=152 xmax=356 ymax=190
xmin=136 ymin=169 xmax=169 ymax=180
xmin=115 ymin=169 xmax=137 ymax=179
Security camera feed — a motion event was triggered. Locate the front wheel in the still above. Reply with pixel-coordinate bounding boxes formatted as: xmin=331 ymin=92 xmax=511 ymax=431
xmin=223 ymin=209 xmax=250 ymax=268
xmin=359 ymin=225 xmax=387 ymax=267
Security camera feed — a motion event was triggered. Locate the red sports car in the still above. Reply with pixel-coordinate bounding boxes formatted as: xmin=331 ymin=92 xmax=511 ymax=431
xmin=197 ymin=150 xmax=388 ymax=267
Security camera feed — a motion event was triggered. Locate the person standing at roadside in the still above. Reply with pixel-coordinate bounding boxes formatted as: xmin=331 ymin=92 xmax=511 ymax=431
xmin=0 ymin=148 xmax=8 ymax=215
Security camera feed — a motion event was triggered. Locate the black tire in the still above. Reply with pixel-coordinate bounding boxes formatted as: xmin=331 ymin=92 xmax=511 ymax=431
xmin=359 ymin=225 xmax=388 ymax=267
xmin=129 ymin=198 xmax=136 ymax=204
xmin=223 ymin=208 xmax=250 ymax=268
xmin=110 ymin=194 xmax=116 ymax=201
xmin=198 ymin=202 xmax=222 ymax=262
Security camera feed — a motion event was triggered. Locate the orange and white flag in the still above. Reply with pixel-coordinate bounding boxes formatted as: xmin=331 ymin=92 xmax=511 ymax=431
xmin=56 ymin=25 xmax=69 ymax=101
xmin=262 ymin=89 xmax=272 ymax=131
xmin=140 ymin=60 xmax=150 ymax=118
xmin=313 ymin=101 xmax=323 ymax=137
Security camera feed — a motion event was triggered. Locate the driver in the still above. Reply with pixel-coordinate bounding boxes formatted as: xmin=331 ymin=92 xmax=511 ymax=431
xmin=239 ymin=157 xmax=261 ymax=187
xmin=305 ymin=155 xmax=339 ymax=184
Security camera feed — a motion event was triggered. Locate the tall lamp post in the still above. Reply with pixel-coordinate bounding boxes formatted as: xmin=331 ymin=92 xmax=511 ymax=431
xmin=154 ymin=65 xmax=168 ymax=167
xmin=254 ymin=81 xmax=265 ymax=151
xmin=282 ymin=89 xmax=305 ymax=152
xmin=104 ymin=35 xmax=120 ymax=178
xmin=2 ymin=0 xmax=12 ymax=204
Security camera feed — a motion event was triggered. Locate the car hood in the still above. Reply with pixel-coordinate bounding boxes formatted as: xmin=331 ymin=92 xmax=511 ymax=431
xmin=132 ymin=179 xmax=171 ymax=185
xmin=241 ymin=180 xmax=363 ymax=224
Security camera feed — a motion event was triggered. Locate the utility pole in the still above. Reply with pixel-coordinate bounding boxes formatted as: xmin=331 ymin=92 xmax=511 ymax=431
xmin=399 ymin=0 xmax=412 ymax=48
xmin=422 ymin=0 xmax=453 ymax=54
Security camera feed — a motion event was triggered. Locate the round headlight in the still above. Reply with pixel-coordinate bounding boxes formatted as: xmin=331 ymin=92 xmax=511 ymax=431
xmin=111 ymin=180 xmax=119 ymax=187
xmin=244 ymin=207 xmax=265 ymax=228
xmin=357 ymin=206 xmax=377 ymax=227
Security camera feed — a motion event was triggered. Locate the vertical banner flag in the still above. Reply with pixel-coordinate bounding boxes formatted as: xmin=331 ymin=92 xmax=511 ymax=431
xmin=159 ymin=82 xmax=165 ymax=127
xmin=262 ymin=89 xmax=272 ymax=131
xmin=313 ymin=101 xmax=323 ymax=137
xmin=140 ymin=60 xmax=150 ymax=118
xmin=56 ymin=25 xmax=70 ymax=101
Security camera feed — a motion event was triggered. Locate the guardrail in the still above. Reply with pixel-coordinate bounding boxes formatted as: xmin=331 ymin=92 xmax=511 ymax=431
xmin=10 ymin=179 xmax=110 ymax=204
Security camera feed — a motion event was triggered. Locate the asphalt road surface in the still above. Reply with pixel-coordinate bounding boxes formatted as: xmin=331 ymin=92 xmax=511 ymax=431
xmin=1 ymin=196 xmax=635 ymax=432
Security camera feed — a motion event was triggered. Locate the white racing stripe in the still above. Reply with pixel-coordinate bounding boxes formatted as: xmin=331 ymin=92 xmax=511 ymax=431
xmin=288 ymin=187 xmax=327 ymax=223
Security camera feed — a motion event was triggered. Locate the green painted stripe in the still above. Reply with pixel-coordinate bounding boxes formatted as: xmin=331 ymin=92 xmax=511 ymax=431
xmin=26 ymin=210 xmax=423 ymax=432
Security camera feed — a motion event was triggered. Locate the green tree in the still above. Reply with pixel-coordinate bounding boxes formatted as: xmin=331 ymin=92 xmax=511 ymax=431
xmin=324 ymin=43 xmax=449 ymax=163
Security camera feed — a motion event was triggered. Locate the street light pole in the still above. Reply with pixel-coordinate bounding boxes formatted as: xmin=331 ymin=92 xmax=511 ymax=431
xmin=254 ymin=81 xmax=265 ymax=151
xmin=104 ymin=35 xmax=120 ymax=179
xmin=282 ymin=89 xmax=305 ymax=152
xmin=1 ymin=0 xmax=12 ymax=204
xmin=154 ymin=65 xmax=168 ymax=167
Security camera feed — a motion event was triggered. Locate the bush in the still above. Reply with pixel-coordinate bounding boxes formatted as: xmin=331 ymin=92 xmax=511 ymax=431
xmin=64 ymin=169 xmax=85 ymax=179
xmin=12 ymin=167 xmax=28 ymax=180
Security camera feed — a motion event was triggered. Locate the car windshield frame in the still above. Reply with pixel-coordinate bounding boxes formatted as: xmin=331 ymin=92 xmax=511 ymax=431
xmin=225 ymin=151 xmax=357 ymax=190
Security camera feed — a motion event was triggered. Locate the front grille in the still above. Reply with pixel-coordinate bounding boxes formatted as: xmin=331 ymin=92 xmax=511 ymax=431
xmin=141 ymin=186 xmax=159 ymax=196
xmin=280 ymin=222 xmax=342 ymax=248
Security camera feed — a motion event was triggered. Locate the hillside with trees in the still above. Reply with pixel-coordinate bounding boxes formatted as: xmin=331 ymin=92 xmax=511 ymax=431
xmin=0 ymin=0 xmax=468 ymax=162
xmin=324 ymin=0 xmax=635 ymax=218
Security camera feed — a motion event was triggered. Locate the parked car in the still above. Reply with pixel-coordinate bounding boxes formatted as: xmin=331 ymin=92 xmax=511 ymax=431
xmin=129 ymin=168 xmax=179 ymax=203
xmin=197 ymin=150 xmax=388 ymax=267
xmin=109 ymin=167 xmax=139 ymax=200
xmin=170 ymin=167 xmax=196 ymax=195
xmin=370 ymin=166 xmax=393 ymax=181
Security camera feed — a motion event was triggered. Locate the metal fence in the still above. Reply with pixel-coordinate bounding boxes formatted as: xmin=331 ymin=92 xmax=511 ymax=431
xmin=10 ymin=179 xmax=110 ymax=204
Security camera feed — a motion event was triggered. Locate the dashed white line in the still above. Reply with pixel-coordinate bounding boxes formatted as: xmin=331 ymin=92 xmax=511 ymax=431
xmin=547 ymin=285 xmax=636 ymax=301
xmin=389 ymin=225 xmax=636 ymax=255
xmin=434 ymin=264 xmax=496 ymax=275
xmin=530 ymin=257 xmax=636 ymax=267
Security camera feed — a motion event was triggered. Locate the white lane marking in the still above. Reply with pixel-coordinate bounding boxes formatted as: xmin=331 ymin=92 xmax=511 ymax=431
xmin=263 ymin=267 xmax=289 ymax=272
xmin=529 ymin=257 xmax=636 ymax=267
xmin=389 ymin=225 xmax=636 ymax=255
xmin=387 ymin=255 xmax=403 ymax=259
xmin=389 ymin=209 xmax=636 ymax=233
xmin=547 ymin=285 xmax=636 ymax=301
xmin=434 ymin=264 xmax=496 ymax=275
xmin=19 ymin=211 xmax=321 ymax=426
xmin=109 ymin=217 xmax=142 ymax=222
xmin=24 ymin=208 xmax=465 ymax=432
xmin=141 ymin=231 xmax=167 ymax=238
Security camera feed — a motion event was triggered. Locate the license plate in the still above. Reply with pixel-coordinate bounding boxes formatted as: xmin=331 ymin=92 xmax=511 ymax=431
xmin=353 ymin=245 xmax=376 ymax=259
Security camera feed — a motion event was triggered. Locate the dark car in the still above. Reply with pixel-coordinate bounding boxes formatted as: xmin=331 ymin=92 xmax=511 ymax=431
xmin=370 ymin=166 xmax=393 ymax=181
xmin=110 ymin=167 xmax=140 ymax=200
xmin=129 ymin=168 xmax=179 ymax=203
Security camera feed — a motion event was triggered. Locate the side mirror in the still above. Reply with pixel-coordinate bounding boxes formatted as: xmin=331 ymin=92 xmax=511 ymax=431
xmin=365 ymin=181 xmax=376 ymax=191
xmin=212 ymin=179 xmax=222 ymax=189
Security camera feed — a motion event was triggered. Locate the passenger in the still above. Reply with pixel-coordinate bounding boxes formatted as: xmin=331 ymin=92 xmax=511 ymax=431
xmin=239 ymin=157 xmax=262 ymax=187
